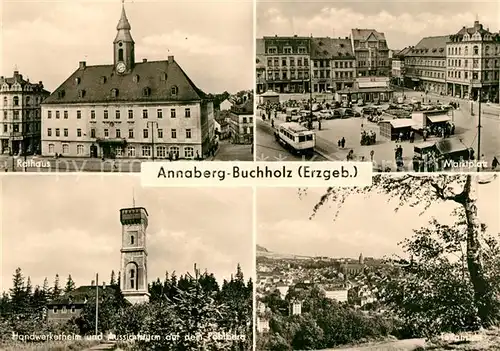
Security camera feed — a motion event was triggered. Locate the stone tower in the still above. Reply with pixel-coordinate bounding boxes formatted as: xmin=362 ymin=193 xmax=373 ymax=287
xmin=113 ymin=1 xmax=135 ymax=74
xmin=119 ymin=207 xmax=150 ymax=304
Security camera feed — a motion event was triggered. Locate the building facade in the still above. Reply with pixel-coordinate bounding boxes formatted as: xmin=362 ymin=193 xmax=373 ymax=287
xmin=446 ymin=20 xmax=500 ymax=102
xmin=0 ymin=72 xmax=49 ymax=156
xmin=229 ymin=98 xmax=253 ymax=144
xmin=404 ymin=36 xmax=448 ymax=94
xmin=310 ymin=37 xmax=356 ymax=93
xmin=260 ymin=36 xmax=311 ymax=94
xmin=120 ymin=207 xmax=150 ymax=305
xmin=41 ymin=4 xmax=214 ymax=160
xmin=351 ymin=29 xmax=390 ymax=77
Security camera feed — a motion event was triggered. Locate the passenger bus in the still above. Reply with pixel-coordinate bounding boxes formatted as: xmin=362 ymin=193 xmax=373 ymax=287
xmin=274 ymin=122 xmax=315 ymax=155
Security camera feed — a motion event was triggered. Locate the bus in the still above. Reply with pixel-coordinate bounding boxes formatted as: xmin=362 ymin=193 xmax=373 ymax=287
xmin=274 ymin=122 xmax=315 ymax=155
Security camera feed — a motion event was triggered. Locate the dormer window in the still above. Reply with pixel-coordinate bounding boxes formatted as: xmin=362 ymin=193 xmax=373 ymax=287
xmin=100 ymin=76 xmax=107 ymax=84
xmin=161 ymin=73 xmax=168 ymax=81
xmin=111 ymin=88 xmax=119 ymax=98
xmin=58 ymin=90 xmax=66 ymax=99
xmin=171 ymin=86 xmax=178 ymax=96
xmin=75 ymin=77 xmax=81 ymax=85
xmin=143 ymin=87 xmax=151 ymax=97
xmin=133 ymin=75 xmax=140 ymax=83
xmin=78 ymin=90 xmax=86 ymax=98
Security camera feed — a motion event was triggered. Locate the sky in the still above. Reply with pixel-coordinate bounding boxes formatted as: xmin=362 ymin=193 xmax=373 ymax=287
xmin=257 ymin=0 xmax=500 ymax=50
xmin=257 ymin=175 xmax=500 ymax=259
xmin=1 ymin=0 xmax=253 ymax=94
xmin=0 ymin=176 xmax=253 ymax=292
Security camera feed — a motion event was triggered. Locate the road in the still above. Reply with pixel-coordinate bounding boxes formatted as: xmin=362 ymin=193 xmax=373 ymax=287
xmin=322 ymin=338 xmax=426 ymax=351
xmin=256 ymin=118 xmax=328 ymax=161
xmin=213 ymin=140 xmax=253 ymax=161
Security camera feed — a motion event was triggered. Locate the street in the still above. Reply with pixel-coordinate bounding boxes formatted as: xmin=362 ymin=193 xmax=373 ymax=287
xmin=256 ymin=90 xmax=500 ymax=171
xmin=213 ymin=140 xmax=253 ymax=161
xmin=256 ymin=118 xmax=328 ymax=161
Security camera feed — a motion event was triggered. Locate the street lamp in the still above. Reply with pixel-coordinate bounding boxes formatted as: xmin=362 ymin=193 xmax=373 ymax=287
xmin=95 ymin=273 xmax=99 ymax=337
xmin=471 ymin=79 xmax=482 ymax=171
xmin=147 ymin=121 xmax=158 ymax=161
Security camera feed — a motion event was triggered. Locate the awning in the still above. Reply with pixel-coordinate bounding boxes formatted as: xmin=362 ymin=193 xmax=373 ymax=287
xmin=427 ymin=115 xmax=451 ymax=123
xmin=435 ymin=138 xmax=468 ymax=154
xmin=381 ymin=119 xmax=416 ymax=129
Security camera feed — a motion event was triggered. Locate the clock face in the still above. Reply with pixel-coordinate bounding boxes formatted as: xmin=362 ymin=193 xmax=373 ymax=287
xmin=116 ymin=62 xmax=126 ymax=74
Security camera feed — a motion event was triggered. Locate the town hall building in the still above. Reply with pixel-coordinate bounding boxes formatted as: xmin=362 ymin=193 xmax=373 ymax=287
xmin=41 ymin=3 xmax=215 ymax=160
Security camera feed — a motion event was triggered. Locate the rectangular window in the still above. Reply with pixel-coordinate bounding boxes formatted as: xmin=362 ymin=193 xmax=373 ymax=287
xmin=158 ymin=129 xmax=163 ymax=138
xmin=91 ymin=129 xmax=96 ymax=138
xmin=64 ymin=128 xmax=68 ymax=137
xmin=91 ymin=110 xmax=95 ymax=119
xmin=104 ymin=129 xmax=109 ymax=137
xmin=170 ymin=109 xmax=176 ymax=118
xmin=104 ymin=110 xmax=108 ymax=119
xmin=48 ymin=128 xmax=52 ymax=136
xmin=185 ymin=108 xmax=191 ymax=117
xmin=171 ymin=129 xmax=177 ymax=138
xmin=157 ymin=109 xmax=163 ymax=118
xmin=142 ymin=109 xmax=148 ymax=119
xmin=129 ymin=129 xmax=134 ymax=138
xmin=186 ymin=129 xmax=192 ymax=138
xmin=77 ymin=110 xmax=81 ymax=119
xmin=116 ymin=129 xmax=121 ymax=138
xmin=48 ymin=111 xmax=52 ymax=119
xmin=77 ymin=128 xmax=82 ymax=137
xmin=143 ymin=129 xmax=148 ymax=138
xmin=64 ymin=111 xmax=68 ymax=119
xmin=116 ymin=110 xmax=120 ymax=119
xmin=55 ymin=128 xmax=60 ymax=137
xmin=128 ymin=110 xmax=133 ymax=119
xmin=56 ymin=111 xmax=60 ymax=119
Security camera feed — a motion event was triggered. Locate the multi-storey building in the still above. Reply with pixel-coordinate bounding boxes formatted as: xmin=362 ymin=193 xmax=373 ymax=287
xmin=310 ymin=37 xmax=356 ymax=93
xmin=256 ymin=39 xmax=267 ymax=94
xmin=404 ymin=36 xmax=449 ymax=94
xmin=351 ymin=29 xmax=390 ymax=77
xmin=0 ymin=72 xmax=49 ymax=155
xmin=41 ymin=3 xmax=214 ymax=160
xmin=261 ymin=35 xmax=311 ymax=94
xmin=229 ymin=97 xmax=253 ymax=144
xmin=446 ymin=20 xmax=500 ymax=102
xmin=391 ymin=47 xmax=411 ymax=84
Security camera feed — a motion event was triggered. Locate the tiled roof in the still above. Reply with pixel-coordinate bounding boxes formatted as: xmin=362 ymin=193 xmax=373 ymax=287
xmin=351 ymin=29 xmax=386 ymax=41
xmin=47 ymin=285 xmax=118 ymax=305
xmin=0 ymin=74 xmax=50 ymax=94
xmin=42 ymin=59 xmax=207 ymax=105
xmin=256 ymin=38 xmax=265 ymax=55
xmin=394 ymin=46 xmax=412 ymax=58
xmin=407 ymin=36 xmax=450 ymax=57
xmin=310 ymin=37 xmax=355 ymax=59
xmin=231 ymin=98 xmax=253 ymax=115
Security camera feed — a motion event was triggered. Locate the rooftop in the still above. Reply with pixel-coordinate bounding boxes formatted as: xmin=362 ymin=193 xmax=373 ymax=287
xmin=351 ymin=29 xmax=386 ymax=42
xmin=42 ymin=59 xmax=208 ymax=105
xmin=310 ymin=37 xmax=355 ymax=59
xmin=407 ymin=36 xmax=450 ymax=57
xmin=47 ymin=285 xmax=118 ymax=306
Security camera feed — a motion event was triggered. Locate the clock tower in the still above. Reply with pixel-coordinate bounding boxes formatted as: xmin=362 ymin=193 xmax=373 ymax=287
xmin=119 ymin=207 xmax=150 ymax=304
xmin=113 ymin=1 xmax=135 ymax=74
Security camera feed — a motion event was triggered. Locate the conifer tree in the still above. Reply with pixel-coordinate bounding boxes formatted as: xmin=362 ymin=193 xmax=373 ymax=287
xmin=64 ymin=275 xmax=76 ymax=293
xmin=52 ymin=274 xmax=62 ymax=299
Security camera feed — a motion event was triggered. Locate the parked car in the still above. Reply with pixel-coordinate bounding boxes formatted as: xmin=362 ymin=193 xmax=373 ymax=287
xmin=343 ymin=108 xmax=361 ymax=118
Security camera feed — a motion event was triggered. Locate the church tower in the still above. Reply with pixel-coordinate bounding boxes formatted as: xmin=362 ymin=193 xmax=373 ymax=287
xmin=113 ymin=1 xmax=135 ymax=75
xmin=119 ymin=207 xmax=150 ymax=304
xmin=359 ymin=253 xmax=364 ymax=265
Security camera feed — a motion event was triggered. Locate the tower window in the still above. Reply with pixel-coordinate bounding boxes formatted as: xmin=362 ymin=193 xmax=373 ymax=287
xmin=78 ymin=90 xmax=86 ymax=98
xmin=130 ymin=269 xmax=135 ymax=289
xmin=133 ymin=75 xmax=140 ymax=83
xmin=118 ymin=49 xmax=124 ymax=61
xmin=130 ymin=235 xmax=134 ymax=245
xmin=171 ymin=86 xmax=178 ymax=96
xmin=75 ymin=77 xmax=81 ymax=85
xmin=100 ymin=76 xmax=107 ymax=84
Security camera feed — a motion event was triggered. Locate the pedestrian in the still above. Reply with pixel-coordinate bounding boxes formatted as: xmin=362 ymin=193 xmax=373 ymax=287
xmin=423 ymin=129 xmax=427 ymax=142
xmin=370 ymin=150 xmax=374 ymax=161
xmin=271 ymin=119 xmax=274 ymax=128
xmin=318 ymin=120 xmax=322 ymax=130
xmin=338 ymin=139 xmax=341 ymax=147
xmin=492 ymin=157 xmax=499 ymax=170
xmin=341 ymin=137 xmax=346 ymax=148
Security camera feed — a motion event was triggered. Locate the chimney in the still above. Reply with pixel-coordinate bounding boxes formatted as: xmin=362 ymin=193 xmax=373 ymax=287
xmin=79 ymin=61 xmax=86 ymax=70
xmin=13 ymin=71 xmax=19 ymax=80
xmin=168 ymin=55 xmax=174 ymax=64
xmin=91 ymin=280 xmax=95 ymax=286
xmin=142 ymin=58 xmax=147 ymax=63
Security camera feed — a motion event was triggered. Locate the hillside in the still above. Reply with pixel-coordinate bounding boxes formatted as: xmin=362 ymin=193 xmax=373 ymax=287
xmin=256 ymin=245 xmax=269 ymax=252
xmin=256 ymin=245 xmax=312 ymax=260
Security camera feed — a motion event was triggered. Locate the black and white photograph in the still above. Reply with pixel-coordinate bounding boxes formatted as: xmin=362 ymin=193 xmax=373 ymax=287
xmin=256 ymin=174 xmax=500 ymax=350
xmin=255 ymin=1 xmax=500 ymax=172
xmin=0 ymin=176 xmax=253 ymax=350
xmin=0 ymin=0 xmax=254 ymax=173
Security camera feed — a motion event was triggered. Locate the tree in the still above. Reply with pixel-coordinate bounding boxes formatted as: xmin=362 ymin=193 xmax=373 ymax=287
xmin=301 ymin=174 xmax=498 ymax=327
xmin=110 ymin=270 xmax=116 ymax=286
xmin=52 ymin=274 xmax=62 ymax=299
xmin=10 ymin=267 xmax=27 ymax=314
xmin=64 ymin=275 xmax=76 ymax=294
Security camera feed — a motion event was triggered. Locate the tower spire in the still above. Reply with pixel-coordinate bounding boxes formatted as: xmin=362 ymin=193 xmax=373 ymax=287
xmin=117 ymin=0 xmax=131 ymax=31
